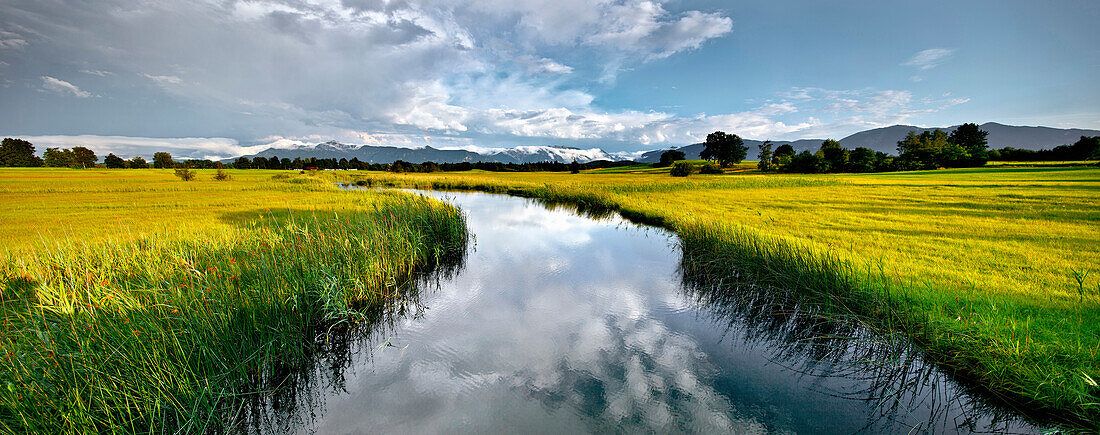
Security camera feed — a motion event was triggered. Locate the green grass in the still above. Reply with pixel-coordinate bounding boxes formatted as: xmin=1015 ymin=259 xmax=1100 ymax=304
xmin=346 ymin=165 xmax=1100 ymax=429
xmin=0 ymin=168 xmax=468 ymax=432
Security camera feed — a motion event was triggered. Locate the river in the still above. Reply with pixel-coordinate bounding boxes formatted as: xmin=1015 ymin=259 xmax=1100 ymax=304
xmin=250 ymin=188 xmax=1043 ymax=433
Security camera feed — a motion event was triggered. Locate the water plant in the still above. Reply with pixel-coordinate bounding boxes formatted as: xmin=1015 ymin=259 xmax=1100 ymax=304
xmin=0 ymin=170 xmax=468 ymax=433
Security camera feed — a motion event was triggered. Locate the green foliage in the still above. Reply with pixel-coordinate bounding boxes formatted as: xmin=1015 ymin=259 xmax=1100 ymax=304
xmin=817 ymin=139 xmax=848 ymax=173
xmin=153 ymin=152 xmax=175 ymax=169
xmin=656 ymin=150 xmax=686 ymax=167
xmin=127 ymin=156 xmax=149 ymax=169
xmin=756 ymin=141 xmax=774 ymax=172
xmin=103 ymin=153 xmax=125 ymax=169
xmin=949 ymin=123 xmax=990 ymax=166
xmin=698 ymin=163 xmax=724 ymax=174
xmin=992 ymin=136 xmax=1100 ymax=161
xmin=569 ymin=160 xmax=581 ymax=174
xmin=174 ymin=168 xmax=197 ymax=181
xmin=70 ymin=147 xmax=97 ymax=168
xmin=700 ymin=131 xmax=748 ymax=166
xmin=43 ymin=147 xmax=72 ymax=168
xmin=669 ymin=161 xmax=695 ymax=177
xmin=0 ymin=138 xmax=42 ymax=167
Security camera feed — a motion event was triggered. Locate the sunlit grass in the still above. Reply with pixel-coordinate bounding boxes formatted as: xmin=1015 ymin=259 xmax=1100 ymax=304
xmin=0 ymin=169 xmax=467 ymax=432
xmin=348 ymin=165 xmax=1100 ymax=427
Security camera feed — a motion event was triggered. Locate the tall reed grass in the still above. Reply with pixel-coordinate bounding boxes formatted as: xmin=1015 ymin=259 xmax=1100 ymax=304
xmin=0 ymin=193 xmax=467 ymax=433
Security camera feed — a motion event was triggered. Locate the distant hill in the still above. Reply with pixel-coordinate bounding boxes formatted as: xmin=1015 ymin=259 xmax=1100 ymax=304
xmin=235 ymin=123 xmax=1099 ymax=164
xmin=236 ymin=141 xmax=637 ymax=164
xmin=838 ymin=122 xmax=1100 ymax=154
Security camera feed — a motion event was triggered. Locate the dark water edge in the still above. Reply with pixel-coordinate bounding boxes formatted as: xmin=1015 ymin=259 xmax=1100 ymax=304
xmin=236 ymin=187 xmax=1052 ymax=434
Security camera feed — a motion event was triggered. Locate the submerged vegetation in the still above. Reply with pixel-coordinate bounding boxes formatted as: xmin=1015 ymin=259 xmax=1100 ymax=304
xmin=0 ymin=169 xmax=467 ymax=432
xmin=347 ymin=165 xmax=1100 ymax=429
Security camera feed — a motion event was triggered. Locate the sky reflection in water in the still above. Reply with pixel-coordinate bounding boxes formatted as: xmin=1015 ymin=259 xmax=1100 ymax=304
xmin=282 ymin=189 xmax=1042 ymax=434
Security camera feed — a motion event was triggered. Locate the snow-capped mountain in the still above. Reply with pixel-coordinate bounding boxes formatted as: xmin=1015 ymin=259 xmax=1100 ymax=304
xmin=233 ymin=122 xmax=1100 ymax=164
xmin=237 ymin=142 xmax=638 ymax=164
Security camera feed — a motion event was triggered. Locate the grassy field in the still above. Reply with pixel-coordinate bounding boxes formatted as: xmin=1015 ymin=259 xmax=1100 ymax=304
xmin=0 ymin=168 xmax=468 ymax=432
xmin=347 ymin=164 xmax=1100 ymax=428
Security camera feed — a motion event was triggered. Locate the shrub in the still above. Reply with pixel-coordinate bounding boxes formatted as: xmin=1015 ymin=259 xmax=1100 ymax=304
xmin=656 ymin=149 xmax=686 ymax=167
xmin=699 ymin=163 xmax=724 ymax=174
xmin=174 ymin=168 xmax=196 ymax=181
xmin=670 ymin=161 xmax=695 ymax=177
xmin=213 ymin=169 xmax=231 ymax=181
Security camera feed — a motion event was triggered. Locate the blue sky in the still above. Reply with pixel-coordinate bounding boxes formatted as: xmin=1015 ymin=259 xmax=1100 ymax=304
xmin=0 ymin=0 xmax=1096 ymax=158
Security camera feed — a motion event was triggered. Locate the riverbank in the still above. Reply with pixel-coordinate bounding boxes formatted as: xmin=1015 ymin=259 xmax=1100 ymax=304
xmin=346 ymin=165 xmax=1099 ymax=429
xmin=0 ymin=169 xmax=468 ymax=432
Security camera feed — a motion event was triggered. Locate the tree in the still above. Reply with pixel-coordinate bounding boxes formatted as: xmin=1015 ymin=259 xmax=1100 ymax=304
xmin=233 ymin=157 xmax=252 ymax=169
xmin=896 ymin=129 xmax=949 ymax=170
xmin=785 ymin=150 xmax=824 ymax=173
xmin=70 ymin=146 xmax=97 ymax=168
xmin=213 ymin=169 xmax=231 ymax=181
xmin=756 ymin=141 xmax=774 ymax=172
xmin=772 ymin=144 xmax=795 ymax=168
xmin=700 ymin=131 xmax=748 ymax=166
xmin=846 ymin=147 xmax=878 ymax=172
xmin=948 ymin=123 xmax=989 ymax=166
xmin=44 ymin=148 xmax=72 ymax=167
xmin=174 ymin=168 xmax=196 ymax=181
xmin=153 ymin=152 xmax=174 ymax=169
xmin=669 ymin=161 xmax=694 ymax=177
xmin=569 ymin=160 xmax=581 ymax=174
xmin=817 ymin=139 xmax=847 ymax=172
xmin=0 ymin=138 xmax=42 ymax=167
xmin=656 ymin=150 xmax=685 ymax=167
xmin=128 ymin=156 xmax=149 ymax=169
xmin=104 ymin=153 xmax=126 ymax=168
xmin=1071 ymin=136 xmax=1100 ymax=160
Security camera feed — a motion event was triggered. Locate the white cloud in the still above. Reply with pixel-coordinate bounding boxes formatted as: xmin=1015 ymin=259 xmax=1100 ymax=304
xmin=0 ymin=30 xmax=27 ymax=49
xmin=902 ymin=48 xmax=955 ymax=70
xmin=141 ymin=73 xmax=182 ymax=85
xmin=81 ymin=69 xmax=114 ymax=77
xmin=40 ymin=76 xmax=92 ymax=98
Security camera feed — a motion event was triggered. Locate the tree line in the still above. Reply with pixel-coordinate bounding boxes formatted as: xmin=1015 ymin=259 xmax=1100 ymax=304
xmin=3 ymin=130 xmax=1097 ymax=173
xmin=660 ymin=124 xmax=1098 ymax=175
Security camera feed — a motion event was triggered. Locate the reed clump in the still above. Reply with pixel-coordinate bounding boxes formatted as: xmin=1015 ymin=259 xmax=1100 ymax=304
xmin=0 ymin=194 xmax=467 ymax=433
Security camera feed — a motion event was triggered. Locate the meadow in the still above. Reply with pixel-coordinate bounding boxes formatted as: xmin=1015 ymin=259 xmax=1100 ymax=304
xmin=0 ymin=168 xmax=468 ymax=432
xmin=348 ymin=163 xmax=1100 ymax=428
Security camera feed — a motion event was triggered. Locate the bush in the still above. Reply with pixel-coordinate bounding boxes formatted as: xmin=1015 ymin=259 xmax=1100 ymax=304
xmin=670 ymin=161 xmax=695 ymax=177
xmin=173 ymin=168 xmax=196 ymax=181
xmin=213 ymin=169 xmax=231 ymax=181
xmin=699 ymin=163 xmax=724 ymax=174
xmin=656 ymin=150 xmax=686 ymax=167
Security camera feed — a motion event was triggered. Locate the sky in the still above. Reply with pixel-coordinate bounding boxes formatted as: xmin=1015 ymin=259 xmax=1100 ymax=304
xmin=0 ymin=0 xmax=1097 ymax=159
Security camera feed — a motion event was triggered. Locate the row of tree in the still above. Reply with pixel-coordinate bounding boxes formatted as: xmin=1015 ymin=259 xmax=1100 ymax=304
xmin=989 ymin=136 xmax=1099 ymax=161
xmin=4 ymin=131 xmax=1097 ymax=173
xmin=752 ymin=123 xmax=996 ymax=173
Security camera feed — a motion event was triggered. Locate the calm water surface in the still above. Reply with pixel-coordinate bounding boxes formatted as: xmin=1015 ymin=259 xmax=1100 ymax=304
xmin=259 ymin=189 xmax=1044 ymax=434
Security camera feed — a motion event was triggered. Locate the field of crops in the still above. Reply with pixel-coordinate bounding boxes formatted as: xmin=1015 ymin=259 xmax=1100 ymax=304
xmin=0 ymin=168 xmax=468 ymax=432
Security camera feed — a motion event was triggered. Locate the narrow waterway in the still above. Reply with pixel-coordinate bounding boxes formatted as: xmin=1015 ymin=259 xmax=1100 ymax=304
xmin=255 ymin=188 xmax=1044 ymax=433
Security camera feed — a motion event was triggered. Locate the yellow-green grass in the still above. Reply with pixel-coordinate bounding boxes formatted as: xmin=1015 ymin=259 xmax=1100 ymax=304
xmin=0 ymin=168 xmax=468 ymax=432
xmin=347 ymin=165 xmax=1100 ymax=428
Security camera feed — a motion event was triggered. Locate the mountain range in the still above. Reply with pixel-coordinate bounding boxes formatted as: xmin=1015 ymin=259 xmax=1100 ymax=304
xmin=235 ymin=122 xmax=1099 ymax=164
